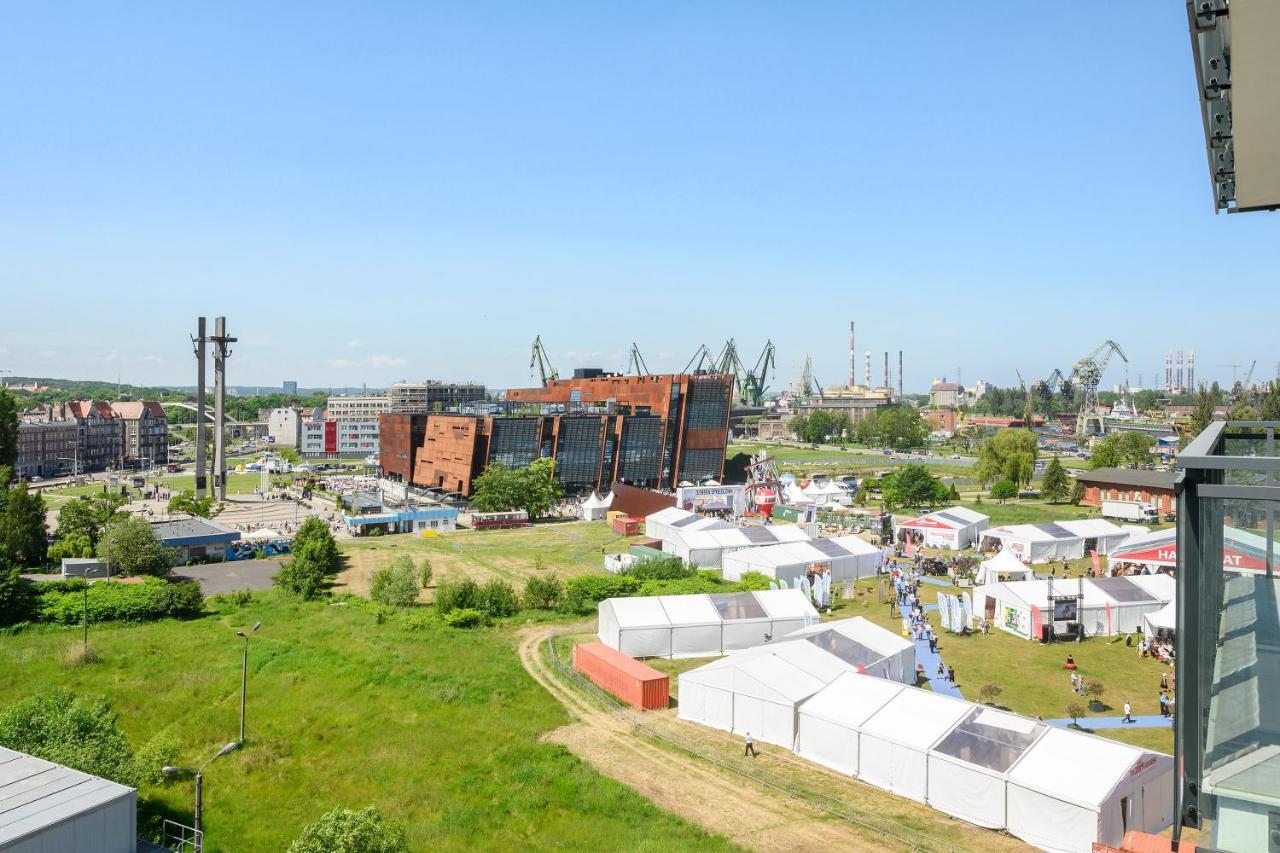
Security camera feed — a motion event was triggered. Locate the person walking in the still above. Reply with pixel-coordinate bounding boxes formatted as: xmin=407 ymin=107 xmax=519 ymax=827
xmin=947 ymin=665 xmax=956 ymax=684
xmin=1123 ymin=701 xmax=1134 ymax=724
xmin=1159 ymin=671 xmax=1169 ymax=691
xmin=744 ymin=732 xmax=757 ymax=758
xmin=1158 ymin=692 xmax=1169 ymax=717
xmin=928 ymin=635 xmax=937 ymax=654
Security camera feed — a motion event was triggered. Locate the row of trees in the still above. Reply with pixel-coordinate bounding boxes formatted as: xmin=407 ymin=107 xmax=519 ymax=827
xmin=790 ymin=405 xmax=930 ymax=450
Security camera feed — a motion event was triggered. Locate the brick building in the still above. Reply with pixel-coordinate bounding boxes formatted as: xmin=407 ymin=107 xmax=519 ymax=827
xmin=391 ymin=372 xmax=733 ymax=496
xmin=110 ymin=401 xmax=169 ymax=466
xmin=16 ymin=419 xmax=78 ymax=479
xmin=1075 ymin=467 xmax=1178 ymax=516
xmin=65 ymin=401 xmax=123 ymax=471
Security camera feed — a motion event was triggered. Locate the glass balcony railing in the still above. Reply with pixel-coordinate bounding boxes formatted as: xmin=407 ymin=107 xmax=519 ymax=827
xmin=1175 ymin=420 xmax=1280 ymax=852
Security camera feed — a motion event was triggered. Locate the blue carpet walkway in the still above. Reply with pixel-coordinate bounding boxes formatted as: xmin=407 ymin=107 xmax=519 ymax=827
xmin=913 ymin=636 xmax=965 ymax=700
xmin=1044 ymin=715 xmax=1172 ymax=729
xmin=917 ymin=576 xmax=953 ymax=587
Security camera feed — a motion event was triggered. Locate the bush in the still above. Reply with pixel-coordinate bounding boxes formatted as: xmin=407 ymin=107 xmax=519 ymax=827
xmin=418 ymin=559 xmax=433 ymax=588
xmin=65 ymin=643 xmax=100 ymax=667
xmin=288 ymin=805 xmax=408 ymax=853
xmin=977 ymin=683 xmax=1003 ymax=705
xmin=561 ymin=575 xmax=641 ymax=615
xmin=434 ymin=577 xmax=481 ymax=615
xmin=442 ymin=608 xmax=487 ymax=629
xmin=990 ymin=480 xmax=1018 ymax=502
xmin=637 ymin=574 xmax=725 ymax=597
xmin=0 ymin=692 xmax=143 ymax=787
xmin=733 ymin=571 xmax=774 ymax=592
xmin=620 ymin=555 xmax=696 ymax=582
xmin=522 ymin=574 xmax=563 ymax=610
xmin=96 ymin=517 xmax=173 ymax=577
xmin=37 ymin=578 xmax=203 ymax=625
xmin=369 ymin=556 xmax=421 ymax=608
xmin=478 ymin=579 xmax=518 ymax=618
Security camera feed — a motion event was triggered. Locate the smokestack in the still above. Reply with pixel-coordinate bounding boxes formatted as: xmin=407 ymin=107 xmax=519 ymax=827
xmin=848 ymin=322 xmax=856 ymax=387
xmin=898 ymin=351 xmax=903 ymax=398
xmin=1188 ymin=350 xmax=1195 ymax=391
xmin=883 ymin=352 xmax=889 ymax=390
xmin=1165 ymin=351 xmax=1172 ymax=392
xmin=865 ymin=351 xmax=871 ymax=388
xmin=1177 ymin=351 xmax=1184 ymax=392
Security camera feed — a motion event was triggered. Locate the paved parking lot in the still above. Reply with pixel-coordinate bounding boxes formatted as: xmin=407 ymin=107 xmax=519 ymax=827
xmin=171 ymin=559 xmax=282 ymax=595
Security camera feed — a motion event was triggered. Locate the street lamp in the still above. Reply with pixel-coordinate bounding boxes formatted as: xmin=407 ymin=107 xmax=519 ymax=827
xmin=163 ymin=740 xmax=239 ymax=851
xmin=234 ymin=622 xmax=262 ymax=744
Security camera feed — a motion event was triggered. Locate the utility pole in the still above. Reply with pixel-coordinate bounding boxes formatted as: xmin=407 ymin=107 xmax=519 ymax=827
xmin=193 ymin=318 xmax=208 ymax=499
xmin=210 ymin=317 xmax=237 ymax=501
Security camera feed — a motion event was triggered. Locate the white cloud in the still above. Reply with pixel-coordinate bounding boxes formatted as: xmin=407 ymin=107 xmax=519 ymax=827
xmin=139 ymin=354 xmax=164 ymax=364
xmin=347 ymin=339 xmax=365 ymax=348
xmin=326 ymin=357 xmax=356 ymax=369
xmin=562 ymin=350 xmax=602 ymax=360
xmin=367 ymin=355 xmax=407 ymax=368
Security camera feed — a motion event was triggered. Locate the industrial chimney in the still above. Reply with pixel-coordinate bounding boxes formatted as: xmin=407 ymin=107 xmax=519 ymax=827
xmin=848 ymin=322 xmax=856 ymax=388
xmin=898 ymin=351 xmax=904 ymax=398
xmin=865 ymin=351 xmax=871 ymax=389
xmin=1187 ymin=350 xmax=1195 ymax=391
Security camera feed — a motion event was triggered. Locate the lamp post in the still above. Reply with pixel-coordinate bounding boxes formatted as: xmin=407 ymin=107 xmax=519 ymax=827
xmin=235 ymin=622 xmax=261 ymax=744
xmin=163 ymin=740 xmax=238 ymax=851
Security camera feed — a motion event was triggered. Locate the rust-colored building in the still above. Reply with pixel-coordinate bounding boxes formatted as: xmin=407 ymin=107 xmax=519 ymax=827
xmin=388 ymin=373 xmax=733 ymax=496
xmin=380 ymin=413 xmax=428 ymax=483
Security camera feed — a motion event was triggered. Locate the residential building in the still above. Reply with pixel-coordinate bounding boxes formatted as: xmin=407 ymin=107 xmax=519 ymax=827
xmin=930 ymin=381 xmax=964 ymax=409
xmin=1074 ymin=467 xmax=1177 ymax=517
xmin=324 ymin=394 xmax=390 ymax=420
xmin=65 ymin=401 xmax=122 ymax=471
xmin=301 ymin=414 xmax=325 ymax=456
xmin=389 ymin=380 xmax=486 ymax=413
xmin=401 ymin=372 xmax=733 ymax=495
xmin=267 ymin=407 xmax=302 ymax=447
xmin=16 ymin=419 xmax=78 ymax=479
xmin=301 ymin=409 xmax=380 ymax=458
xmin=110 ymin=401 xmax=168 ymax=467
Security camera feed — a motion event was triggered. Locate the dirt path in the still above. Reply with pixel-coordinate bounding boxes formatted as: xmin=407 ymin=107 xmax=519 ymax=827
xmin=519 ymin=626 xmax=945 ymax=852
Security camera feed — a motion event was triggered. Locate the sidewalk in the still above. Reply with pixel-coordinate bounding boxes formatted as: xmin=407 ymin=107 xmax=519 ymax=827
xmin=1044 ymin=715 xmax=1172 ymax=730
xmin=913 ymin=636 xmax=964 ymax=700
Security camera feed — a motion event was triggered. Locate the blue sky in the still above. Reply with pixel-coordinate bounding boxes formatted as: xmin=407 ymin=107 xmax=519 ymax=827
xmin=0 ymin=3 xmax=1274 ymax=393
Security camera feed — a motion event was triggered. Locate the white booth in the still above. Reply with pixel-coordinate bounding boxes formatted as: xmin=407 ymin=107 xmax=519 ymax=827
xmin=579 ymin=491 xmax=613 ymax=521
xmin=895 ymin=506 xmax=990 ymax=550
xmin=973 ymin=549 xmax=1035 ymax=586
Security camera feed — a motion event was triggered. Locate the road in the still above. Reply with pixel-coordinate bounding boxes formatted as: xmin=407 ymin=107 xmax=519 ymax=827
xmin=170 ymin=558 xmax=282 ymax=594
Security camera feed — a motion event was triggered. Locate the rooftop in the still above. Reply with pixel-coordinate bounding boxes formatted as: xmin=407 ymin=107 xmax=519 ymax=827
xmin=1073 ymin=467 xmax=1176 ymax=490
xmin=0 ymin=747 xmax=135 ymax=846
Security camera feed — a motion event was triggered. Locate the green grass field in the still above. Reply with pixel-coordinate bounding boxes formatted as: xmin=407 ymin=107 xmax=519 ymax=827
xmin=0 ymin=592 xmax=730 ymax=852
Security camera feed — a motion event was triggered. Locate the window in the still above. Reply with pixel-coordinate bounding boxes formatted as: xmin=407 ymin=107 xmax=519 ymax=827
xmin=617 ymin=416 xmax=663 ymax=487
xmin=555 ymin=417 xmax=603 ymax=489
xmin=683 ymin=377 xmax=730 ymax=430
xmin=489 ymin=418 xmax=540 ymax=469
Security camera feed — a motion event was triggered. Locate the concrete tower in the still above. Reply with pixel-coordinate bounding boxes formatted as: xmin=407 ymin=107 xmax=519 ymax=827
xmin=848 ymin=322 xmax=856 ymax=387
xmin=192 ymin=317 xmax=208 ymax=499
xmin=210 ymin=317 xmax=237 ymax=500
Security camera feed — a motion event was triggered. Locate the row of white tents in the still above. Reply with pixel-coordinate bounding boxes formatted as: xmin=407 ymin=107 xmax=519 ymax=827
xmin=978 ymin=519 xmax=1137 ymax=564
xmin=720 ymin=535 xmax=883 ymax=585
xmin=596 ymin=589 xmax=821 ymax=658
xmin=644 ymin=507 xmax=814 ymax=567
xmin=975 ymin=573 xmax=1176 ymax=639
xmin=676 ymin=624 xmax=1174 ymax=852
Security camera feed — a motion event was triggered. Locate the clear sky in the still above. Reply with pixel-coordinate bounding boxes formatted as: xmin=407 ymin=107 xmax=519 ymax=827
xmin=1 ymin=3 xmax=1274 ymax=393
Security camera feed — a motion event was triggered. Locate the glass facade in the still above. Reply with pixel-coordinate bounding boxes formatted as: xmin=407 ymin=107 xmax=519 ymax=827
xmin=684 ymin=376 xmax=731 ymax=430
xmin=489 ymin=418 xmax=541 ymax=469
xmin=555 ymin=417 xmax=603 ymax=490
xmin=617 ymin=416 xmax=663 ymax=487
xmin=679 ymin=448 xmax=723 ymax=483
xmin=1175 ymin=420 xmax=1280 ymax=852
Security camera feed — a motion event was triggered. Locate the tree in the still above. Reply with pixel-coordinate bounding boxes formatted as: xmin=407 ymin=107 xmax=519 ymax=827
xmin=881 ymin=464 xmax=949 ymax=510
xmin=1259 ymin=381 xmax=1280 ymax=421
xmin=974 ymin=429 xmax=1038 ymax=487
xmin=166 ymin=490 xmax=224 ymax=519
xmin=1117 ymin=432 xmax=1154 ymax=467
xmin=288 ymin=806 xmax=408 ymax=853
xmin=1089 ymin=434 xmax=1123 ymax=469
xmin=0 ymin=692 xmax=142 ymax=787
xmin=990 ymin=480 xmax=1018 ymax=502
xmin=48 ymin=533 xmax=95 ymax=561
xmin=275 ymin=516 xmax=339 ymax=599
xmin=470 ymin=458 xmax=564 ymax=520
xmin=1068 ymin=478 xmax=1085 ymax=506
xmin=56 ymin=492 xmax=129 ymax=546
xmin=1183 ymin=386 xmax=1217 ymax=447
xmin=977 ymin=683 xmax=1003 ymax=705
xmin=1 ymin=482 xmax=48 ymax=567
xmin=292 ymin=516 xmax=340 ymax=573
xmin=1065 ymin=702 xmax=1086 ymax=728
xmin=0 ymin=390 xmax=18 ymax=474
xmin=1084 ymin=679 xmax=1106 ymax=711
xmin=369 ymin=555 xmax=421 ymax=608
xmin=1040 ymin=456 xmax=1070 ymax=504
xmin=96 ymin=517 xmax=172 ymax=576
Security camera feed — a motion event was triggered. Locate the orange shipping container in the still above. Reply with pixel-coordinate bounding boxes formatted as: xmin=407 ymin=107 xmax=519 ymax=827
xmin=611 ymin=516 xmax=643 ymax=536
xmin=572 ymin=642 xmax=669 ymax=710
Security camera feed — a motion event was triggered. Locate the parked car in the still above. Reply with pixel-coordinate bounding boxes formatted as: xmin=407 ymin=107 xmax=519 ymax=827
xmin=1164 ymin=512 xmax=1176 ymax=522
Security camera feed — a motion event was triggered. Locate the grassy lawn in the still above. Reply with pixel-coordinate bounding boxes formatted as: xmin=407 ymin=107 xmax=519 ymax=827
xmin=0 ymin=593 xmax=731 ymax=852
xmin=842 ymin=577 xmax=1174 ymax=753
xmin=336 ymin=521 xmax=639 ymax=597
xmin=955 ymin=500 xmax=1097 ymax=526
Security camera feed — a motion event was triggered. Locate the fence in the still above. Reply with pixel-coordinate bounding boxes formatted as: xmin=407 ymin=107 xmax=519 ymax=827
xmin=544 ymin=635 xmax=960 ymax=852
xmin=160 ymin=819 xmax=202 ymax=852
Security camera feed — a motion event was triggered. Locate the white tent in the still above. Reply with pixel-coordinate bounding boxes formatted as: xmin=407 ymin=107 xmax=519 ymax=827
xmin=677 ymin=643 xmax=857 ymax=748
xmin=596 ymin=589 xmax=820 ymax=658
xmin=856 ymin=688 xmax=971 ymax=802
xmin=1143 ymin=600 xmax=1176 ymax=635
xmin=801 ymin=479 xmax=853 ymax=507
xmin=720 ymin=535 xmax=883 ymax=584
xmin=896 ymin=506 xmax=990 ymax=550
xmin=979 ymin=523 xmax=1085 ymax=563
xmin=644 ymin=507 xmax=729 ymax=547
xmin=794 ymin=672 xmax=906 ymax=775
xmin=1006 ymin=727 xmax=1175 ymax=852
xmin=781 ymin=617 xmax=917 ymax=684
xmin=1055 ymin=519 xmax=1131 ymax=556
xmin=666 ymin=524 xmax=812 ymax=568
xmin=976 ymin=576 xmax=1174 ymax=640
xmin=973 ymin=549 xmax=1034 ymax=586
xmin=580 ymin=491 xmax=613 ymax=521
xmin=926 ymin=706 xmax=1047 ymax=828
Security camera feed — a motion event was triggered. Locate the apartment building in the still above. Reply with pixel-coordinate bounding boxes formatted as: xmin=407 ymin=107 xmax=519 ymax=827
xmin=111 ymin=401 xmax=169 ymax=466
xmin=388 ymin=381 xmax=486 ymax=413
xmin=324 ymin=394 xmax=390 ymax=420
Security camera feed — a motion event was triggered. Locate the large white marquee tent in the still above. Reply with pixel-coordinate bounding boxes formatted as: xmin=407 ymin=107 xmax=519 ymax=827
xmin=597 ymin=589 xmax=819 ymax=658
xmin=895 ymin=506 xmax=990 ymax=550
xmin=1107 ymin=525 xmax=1276 ymax=575
xmin=695 ymin=666 xmax=1175 ymax=851
xmin=976 ymin=576 xmax=1174 ymax=639
xmin=664 ymin=524 xmax=814 ymax=567
xmin=644 ymin=507 xmax=729 ymax=545
xmin=979 ymin=519 xmax=1129 ymax=564
xmin=720 ymin=535 xmax=883 ymax=584
xmin=782 ymin=618 xmax=916 ymax=684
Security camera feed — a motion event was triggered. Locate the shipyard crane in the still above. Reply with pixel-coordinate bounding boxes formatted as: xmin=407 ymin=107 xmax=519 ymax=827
xmin=714 ymin=339 xmax=742 ymax=377
xmin=627 ymin=343 xmax=650 ymax=376
xmin=738 ymin=340 xmax=776 ymax=408
xmin=1015 ymin=369 xmax=1035 ymax=430
xmin=800 ymin=354 xmax=819 ymax=398
xmin=682 ymin=344 xmax=715 ymax=374
xmin=1230 ymin=359 xmax=1258 ymax=402
xmin=1068 ymin=339 xmax=1128 ymax=436
xmin=529 ymin=336 xmax=559 ymax=387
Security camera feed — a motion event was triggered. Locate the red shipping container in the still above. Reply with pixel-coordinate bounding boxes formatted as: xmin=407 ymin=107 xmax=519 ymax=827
xmin=572 ymin=642 xmax=669 ymax=710
xmin=611 ymin=516 xmax=643 ymax=537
